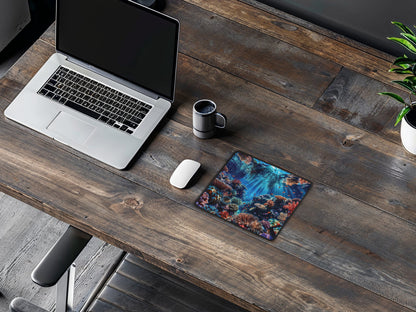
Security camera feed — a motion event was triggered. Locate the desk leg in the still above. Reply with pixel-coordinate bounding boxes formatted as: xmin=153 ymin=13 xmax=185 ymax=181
xmin=56 ymin=264 xmax=75 ymax=312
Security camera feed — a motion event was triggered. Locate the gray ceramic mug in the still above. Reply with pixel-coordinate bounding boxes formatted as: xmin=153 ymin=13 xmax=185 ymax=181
xmin=193 ymin=99 xmax=227 ymax=139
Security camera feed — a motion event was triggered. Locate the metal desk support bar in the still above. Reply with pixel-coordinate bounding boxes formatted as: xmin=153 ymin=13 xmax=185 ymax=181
xmin=56 ymin=264 xmax=76 ymax=312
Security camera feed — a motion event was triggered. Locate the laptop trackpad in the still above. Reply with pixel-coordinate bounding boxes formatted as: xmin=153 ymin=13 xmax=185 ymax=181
xmin=47 ymin=111 xmax=95 ymax=145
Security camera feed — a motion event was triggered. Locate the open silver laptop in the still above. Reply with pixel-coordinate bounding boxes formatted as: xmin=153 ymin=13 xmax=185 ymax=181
xmin=5 ymin=0 xmax=179 ymax=169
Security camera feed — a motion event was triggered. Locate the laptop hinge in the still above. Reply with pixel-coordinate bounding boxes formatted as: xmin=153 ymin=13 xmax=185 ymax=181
xmin=63 ymin=54 xmax=160 ymax=101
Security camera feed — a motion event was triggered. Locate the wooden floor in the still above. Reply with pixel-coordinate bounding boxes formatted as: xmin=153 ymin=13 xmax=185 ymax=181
xmin=0 ymin=192 xmax=248 ymax=312
xmin=0 ymin=191 xmax=123 ymax=312
xmin=87 ymin=254 xmax=248 ymax=312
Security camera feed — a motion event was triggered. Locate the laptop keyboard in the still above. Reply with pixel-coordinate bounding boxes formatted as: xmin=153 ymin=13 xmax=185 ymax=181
xmin=38 ymin=66 xmax=152 ymax=134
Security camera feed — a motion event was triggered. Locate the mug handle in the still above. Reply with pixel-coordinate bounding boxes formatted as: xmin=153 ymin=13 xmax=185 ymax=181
xmin=215 ymin=113 xmax=227 ymax=129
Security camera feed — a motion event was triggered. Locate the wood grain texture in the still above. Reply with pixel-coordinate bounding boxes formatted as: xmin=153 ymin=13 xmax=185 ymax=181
xmin=1 ymin=83 xmax=414 ymax=311
xmin=164 ymin=0 xmax=410 ymax=144
xmin=0 ymin=193 xmax=123 ymax=312
xmin=313 ymin=67 xmax=406 ymax=142
xmin=1 ymin=99 xmax=413 ymax=311
xmin=169 ymin=55 xmax=416 ymax=223
xmin=120 ymin=119 xmax=416 ymax=309
xmin=239 ymin=0 xmax=396 ymax=61
xmin=1 ymin=1 xmax=416 ymax=311
xmin=88 ymin=254 xmax=248 ymax=312
xmin=165 ymin=0 xmax=340 ymax=107
xmin=181 ymin=0 xmax=398 ymax=86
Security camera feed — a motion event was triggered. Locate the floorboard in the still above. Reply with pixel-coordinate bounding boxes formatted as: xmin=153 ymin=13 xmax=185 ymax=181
xmin=0 ymin=191 xmax=123 ymax=312
xmin=87 ymin=254 xmax=249 ymax=312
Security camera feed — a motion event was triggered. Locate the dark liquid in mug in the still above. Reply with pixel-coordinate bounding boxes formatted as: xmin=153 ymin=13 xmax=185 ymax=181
xmin=195 ymin=101 xmax=215 ymax=114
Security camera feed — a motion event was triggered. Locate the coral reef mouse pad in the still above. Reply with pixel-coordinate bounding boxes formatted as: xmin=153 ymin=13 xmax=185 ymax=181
xmin=195 ymin=152 xmax=312 ymax=240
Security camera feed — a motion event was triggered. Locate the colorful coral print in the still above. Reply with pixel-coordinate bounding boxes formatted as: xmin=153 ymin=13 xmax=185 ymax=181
xmin=196 ymin=152 xmax=312 ymax=240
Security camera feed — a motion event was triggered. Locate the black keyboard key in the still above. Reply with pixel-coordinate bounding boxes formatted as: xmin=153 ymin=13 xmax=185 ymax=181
xmin=131 ymin=116 xmax=142 ymax=124
xmin=124 ymin=120 xmax=138 ymax=129
xmin=143 ymin=107 xmax=150 ymax=113
xmin=44 ymin=84 xmax=56 ymax=92
xmin=99 ymin=115 xmax=109 ymax=123
xmin=65 ymin=100 xmax=100 ymax=119
xmin=38 ymin=66 xmax=151 ymax=136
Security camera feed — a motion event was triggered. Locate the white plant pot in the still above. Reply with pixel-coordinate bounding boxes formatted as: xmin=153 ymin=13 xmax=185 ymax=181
xmin=400 ymin=109 xmax=416 ymax=155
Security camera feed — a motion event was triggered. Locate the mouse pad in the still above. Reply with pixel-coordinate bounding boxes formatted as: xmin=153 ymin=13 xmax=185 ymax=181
xmin=195 ymin=152 xmax=312 ymax=240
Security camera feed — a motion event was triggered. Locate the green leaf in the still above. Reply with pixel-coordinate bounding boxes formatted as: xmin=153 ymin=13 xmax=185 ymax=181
xmin=392 ymin=80 xmax=415 ymax=92
xmin=392 ymin=21 xmax=415 ymax=35
xmin=404 ymin=76 xmax=416 ymax=84
xmin=378 ymin=92 xmax=406 ymax=103
xmin=395 ymin=106 xmax=411 ymax=126
xmin=389 ymin=68 xmax=413 ymax=74
xmin=402 ymin=33 xmax=416 ymax=47
xmin=393 ymin=56 xmax=416 ymax=67
xmin=388 ymin=37 xmax=416 ymax=54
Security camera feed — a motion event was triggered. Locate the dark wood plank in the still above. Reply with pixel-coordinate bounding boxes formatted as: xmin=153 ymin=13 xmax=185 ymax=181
xmin=280 ymin=184 xmax=416 ymax=309
xmin=88 ymin=299 xmax=125 ymax=312
xmin=72 ymin=240 xmax=124 ymax=311
xmin=105 ymin=273 xmax=206 ymax=312
xmin=240 ymin=0 xmax=395 ymax=61
xmin=313 ymin=67 xmax=406 ymax=143
xmin=5 ymin=40 xmax=53 ymax=87
xmin=91 ymin=286 xmax=160 ymax=312
xmin=164 ymin=0 xmax=340 ymax=107
xmin=182 ymin=0 xmax=398 ymax=86
xmin=120 ymin=255 xmax=248 ymax=312
xmin=39 ymin=23 xmax=55 ymax=46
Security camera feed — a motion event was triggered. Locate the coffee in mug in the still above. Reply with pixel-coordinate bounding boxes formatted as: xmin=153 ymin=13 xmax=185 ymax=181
xmin=193 ymin=99 xmax=227 ymax=139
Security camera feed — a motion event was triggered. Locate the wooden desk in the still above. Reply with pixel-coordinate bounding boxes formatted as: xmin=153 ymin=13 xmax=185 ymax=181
xmin=1 ymin=1 xmax=415 ymax=311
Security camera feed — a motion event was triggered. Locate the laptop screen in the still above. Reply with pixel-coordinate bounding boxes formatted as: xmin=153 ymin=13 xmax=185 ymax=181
xmin=56 ymin=0 xmax=179 ymax=101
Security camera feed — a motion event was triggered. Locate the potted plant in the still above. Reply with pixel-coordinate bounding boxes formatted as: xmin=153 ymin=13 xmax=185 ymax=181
xmin=379 ymin=21 xmax=416 ymax=154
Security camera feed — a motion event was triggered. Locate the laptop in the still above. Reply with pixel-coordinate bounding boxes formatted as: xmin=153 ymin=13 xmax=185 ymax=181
xmin=4 ymin=0 xmax=179 ymax=169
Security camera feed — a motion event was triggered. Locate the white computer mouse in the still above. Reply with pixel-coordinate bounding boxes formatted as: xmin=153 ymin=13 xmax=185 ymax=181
xmin=169 ymin=159 xmax=201 ymax=189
